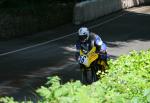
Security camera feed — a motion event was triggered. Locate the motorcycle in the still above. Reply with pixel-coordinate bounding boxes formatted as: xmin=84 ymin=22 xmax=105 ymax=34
xmin=78 ymin=46 xmax=100 ymax=84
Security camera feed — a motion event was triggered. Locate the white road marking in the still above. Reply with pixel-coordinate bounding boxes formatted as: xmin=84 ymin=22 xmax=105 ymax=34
xmin=0 ymin=33 xmax=76 ymax=56
xmin=0 ymin=7 xmax=146 ymax=56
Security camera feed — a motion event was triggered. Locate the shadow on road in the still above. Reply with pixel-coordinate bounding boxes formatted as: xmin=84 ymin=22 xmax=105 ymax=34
xmin=80 ymin=8 xmax=150 ymax=46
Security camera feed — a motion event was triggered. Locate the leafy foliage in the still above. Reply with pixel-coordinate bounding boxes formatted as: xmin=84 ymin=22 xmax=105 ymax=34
xmin=0 ymin=97 xmax=18 ymax=103
xmin=36 ymin=50 xmax=150 ymax=103
xmin=0 ymin=50 xmax=150 ymax=103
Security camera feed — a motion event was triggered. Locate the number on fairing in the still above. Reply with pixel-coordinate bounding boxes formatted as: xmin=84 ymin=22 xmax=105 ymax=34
xmin=79 ymin=56 xmax=86 ymax=64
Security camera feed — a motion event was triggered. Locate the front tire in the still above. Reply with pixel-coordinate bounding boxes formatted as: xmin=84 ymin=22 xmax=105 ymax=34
xmin=80 ymin=65 xmax=94 ymax=84
xmin=85 ymin=70 xmax=93 ymax=84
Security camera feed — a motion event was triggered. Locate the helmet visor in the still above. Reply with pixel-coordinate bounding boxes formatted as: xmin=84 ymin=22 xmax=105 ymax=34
xmin=79 ymin=35 xmax=87 ymax=42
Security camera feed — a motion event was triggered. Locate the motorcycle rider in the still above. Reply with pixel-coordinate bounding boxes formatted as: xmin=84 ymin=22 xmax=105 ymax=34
xmin=75 ymin=27 xmax=108 ymax=72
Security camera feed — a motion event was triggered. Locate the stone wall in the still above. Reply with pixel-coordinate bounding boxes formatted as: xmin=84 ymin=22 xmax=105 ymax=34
xmin=73 ymin=0 xmax=150 ymax=24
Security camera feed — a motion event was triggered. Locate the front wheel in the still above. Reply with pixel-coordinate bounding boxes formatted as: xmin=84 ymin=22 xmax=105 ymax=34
xmin=86 ymin=70 xmax=93 ymax=84
xmin=82 ymin=69 xmax=93 ymax=84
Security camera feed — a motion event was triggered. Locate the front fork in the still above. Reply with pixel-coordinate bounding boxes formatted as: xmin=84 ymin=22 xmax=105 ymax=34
xmin=80 ymin=64 xmax=97 ymax=84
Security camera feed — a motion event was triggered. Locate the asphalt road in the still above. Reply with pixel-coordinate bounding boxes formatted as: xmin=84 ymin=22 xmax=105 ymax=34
xmin=0 ymin=6 xmax=150 ymax=100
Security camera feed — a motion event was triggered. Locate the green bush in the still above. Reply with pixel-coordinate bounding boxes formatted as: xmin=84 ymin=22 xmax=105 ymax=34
xmin=0 ymin=50 xmax=150 ymax=103
xmin=0 ymin=1 xmax=74 ymax=39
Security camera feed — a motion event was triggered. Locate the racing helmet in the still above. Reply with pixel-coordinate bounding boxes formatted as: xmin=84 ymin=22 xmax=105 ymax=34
xmin=78 ymin=27 xmax=90 ymax=42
